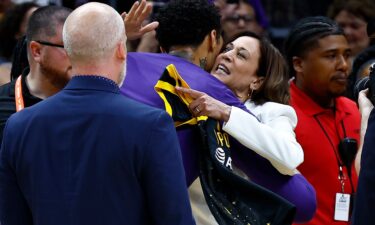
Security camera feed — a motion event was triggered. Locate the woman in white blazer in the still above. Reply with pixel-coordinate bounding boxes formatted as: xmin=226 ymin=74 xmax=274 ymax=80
xmin=177 ymin=31 xmax=303 ymax=175
xmin=177 ymin=32 xmax=306 ymax=225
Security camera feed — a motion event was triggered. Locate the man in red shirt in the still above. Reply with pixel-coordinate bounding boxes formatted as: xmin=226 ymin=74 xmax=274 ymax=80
xmin=285 ymin=16 xmax=360 ymax=225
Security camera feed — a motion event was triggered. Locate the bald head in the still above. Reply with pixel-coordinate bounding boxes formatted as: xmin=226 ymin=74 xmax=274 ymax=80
xmin=62 ymin=2 xmax=126 ymax=63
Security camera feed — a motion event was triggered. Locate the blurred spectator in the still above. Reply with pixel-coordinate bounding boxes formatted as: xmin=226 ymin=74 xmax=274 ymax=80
xmin=0 ymin=0 xmax=12 ymax=19
xmin=0 ymin=2 xmax=38 ymax=85
xmin=0 ymin=5 xmax=71 ymax=145
xmin=327 ymin=0 xmax=375 ymax=60
xmin=0 ymin=2 xmax=38 ymax=59
xmin=12 ymin=0 xmax=58 ymax=6
xmin=218 ymin=0 xmax=268 ymax=42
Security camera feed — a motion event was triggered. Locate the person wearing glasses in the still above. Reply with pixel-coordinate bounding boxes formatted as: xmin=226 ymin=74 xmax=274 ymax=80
xmin=0 ymin=5 xmax=71 ymax=145
xmin=0 ymin=0 xmax=158 ymax=145
xmin=219 ymin=0 xmax=266 ymax=42
xmin=327 ymin=0 xmax=375 ymax=62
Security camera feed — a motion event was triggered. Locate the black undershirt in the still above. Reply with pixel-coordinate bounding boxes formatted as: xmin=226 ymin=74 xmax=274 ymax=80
xmin=0 ymin=68 xmax=42 ymax=144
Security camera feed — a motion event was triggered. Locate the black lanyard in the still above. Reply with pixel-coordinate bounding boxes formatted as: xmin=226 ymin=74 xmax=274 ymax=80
xmin=314 ymin=114 xmax=343 ymax=165
xmin=313 ymin=113 xmax=354 ymax=193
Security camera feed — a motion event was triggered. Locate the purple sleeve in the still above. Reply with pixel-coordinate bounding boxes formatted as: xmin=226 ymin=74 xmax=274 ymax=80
xmin=232 ymin=141 xmax=316 ymax=223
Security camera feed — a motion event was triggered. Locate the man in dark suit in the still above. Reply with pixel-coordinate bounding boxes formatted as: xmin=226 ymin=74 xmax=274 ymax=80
xmin=0 ymin=2 xmax=195 ymax=225
xmin=0 ymin=0 xmax=158 ymax=144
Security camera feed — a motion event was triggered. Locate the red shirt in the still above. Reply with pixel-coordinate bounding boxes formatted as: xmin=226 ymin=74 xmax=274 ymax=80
xmin=290 ymin=82 xmax=360 ymax=225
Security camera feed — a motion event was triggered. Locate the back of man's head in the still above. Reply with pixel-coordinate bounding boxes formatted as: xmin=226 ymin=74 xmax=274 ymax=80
xmin=284 ymin=16 xmax=344 ymax=77
xmin=26 ymin=6 xmax=71 ymax=46
xmin=63 ymin=2 xmax=125 ymax=63
xmin=155 ymin=0 xmax=221 ymax=52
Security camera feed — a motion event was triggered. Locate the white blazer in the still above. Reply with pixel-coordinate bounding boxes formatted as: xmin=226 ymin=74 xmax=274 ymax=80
xmin=223 ymin=100 xmax=303 ymax=175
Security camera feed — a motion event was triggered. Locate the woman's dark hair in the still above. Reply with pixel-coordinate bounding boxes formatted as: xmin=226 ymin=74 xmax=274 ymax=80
xmin=10 ymin=35 xmax=28 ymax=80
xmin=155 ymin=0 xmax=222 ymax=52
xmin=227 ymin=31 xmax=290 ymax=105
xmin=0 ymin=2 xmax=38 ymax=61
xmin=284 ymin=16 xmax=344 ymax=78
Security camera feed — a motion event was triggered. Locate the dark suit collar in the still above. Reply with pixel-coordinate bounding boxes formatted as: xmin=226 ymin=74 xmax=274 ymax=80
xmin=64 ymin=75 xmax=120 ymax=94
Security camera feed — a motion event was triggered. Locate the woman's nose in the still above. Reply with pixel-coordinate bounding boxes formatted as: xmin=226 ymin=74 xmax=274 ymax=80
xmin=222 ymin=51 xmax=234 ymax=62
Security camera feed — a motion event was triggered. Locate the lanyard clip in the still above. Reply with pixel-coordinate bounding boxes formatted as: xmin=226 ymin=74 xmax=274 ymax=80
xmin=338 ymin=166 xmax=345 ymax=193
xmin=338 ymin=166 xmax=346 ymax=180
xmin=340 ymin=179 xmax=345 ymax=193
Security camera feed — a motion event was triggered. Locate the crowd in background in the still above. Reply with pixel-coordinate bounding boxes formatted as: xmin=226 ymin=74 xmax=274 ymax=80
xmin=1 ymin=0 xmax=375 ymax=87
xmin=1 ymin=0 xmax=375 ymax=225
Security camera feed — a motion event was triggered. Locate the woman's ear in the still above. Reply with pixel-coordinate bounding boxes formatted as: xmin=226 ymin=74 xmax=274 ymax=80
xmin=251 ymin=77 xmax=265 ymax=90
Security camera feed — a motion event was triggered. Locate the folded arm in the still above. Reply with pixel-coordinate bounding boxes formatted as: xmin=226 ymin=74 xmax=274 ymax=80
xmin=223 ymin=104 xmax=303 ymax=175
